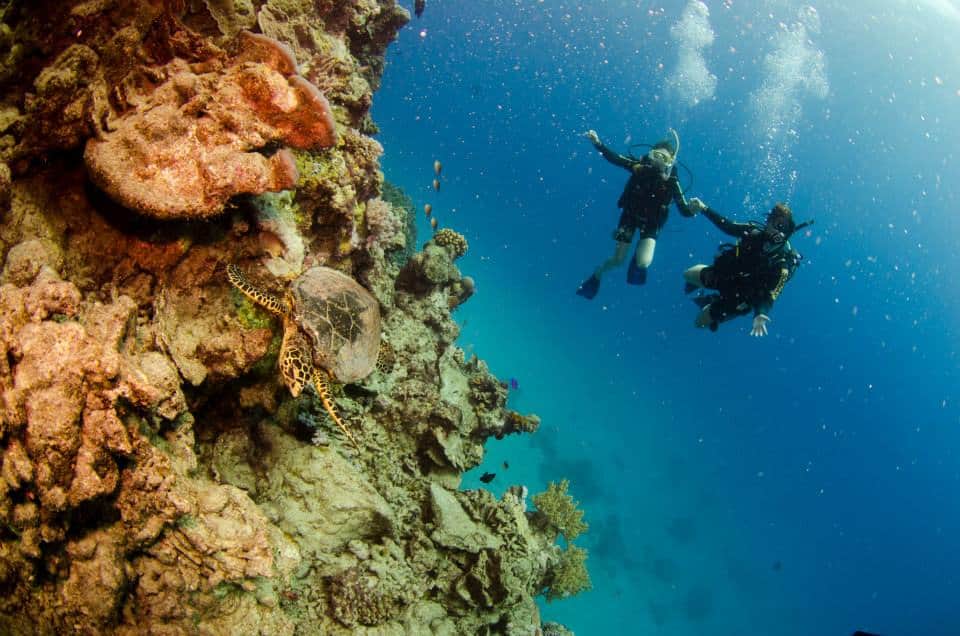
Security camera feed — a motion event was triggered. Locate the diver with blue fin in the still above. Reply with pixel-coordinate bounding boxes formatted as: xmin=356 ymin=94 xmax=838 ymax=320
xmin=683 ymin=200 xmax=812 ymax=336
xmin=576 ymin=128 xmax=697 ymax=299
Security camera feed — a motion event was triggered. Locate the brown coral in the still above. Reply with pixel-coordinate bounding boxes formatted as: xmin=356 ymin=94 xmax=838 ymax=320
xmin=432 ymin=228 xmax=468 ymax=259
xmin=84 ymin=31 xmax=338 ymax=220
xmin=329 ymin=567 xmax=403 ymax=627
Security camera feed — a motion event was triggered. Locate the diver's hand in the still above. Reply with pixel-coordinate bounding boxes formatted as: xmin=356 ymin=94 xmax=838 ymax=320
xmin=584 ymin=130 xmax=601 ymax=147
xmin=687 ymin=197 xmax=707 ymax=215
xmin=750 ymin=314 xmax=770 ymax=337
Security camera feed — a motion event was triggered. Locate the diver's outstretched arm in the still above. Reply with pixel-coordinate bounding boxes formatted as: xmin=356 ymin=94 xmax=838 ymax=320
xmin=584 ymin=130 xmax=634 ymax=169
xmin=672 ymin=175 xmax=695 ymax=217
xmin=701 ymin=206 xmax=753 ymax=238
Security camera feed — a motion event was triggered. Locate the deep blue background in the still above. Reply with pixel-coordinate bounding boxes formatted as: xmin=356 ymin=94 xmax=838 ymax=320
xmin=372 ymin=1 xmax=960 ymax=634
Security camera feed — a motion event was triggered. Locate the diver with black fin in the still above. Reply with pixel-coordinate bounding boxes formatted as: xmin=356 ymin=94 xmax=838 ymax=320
xmin=683 ymin=199 xmax=812 ymax=336
xmin=575 ymin=128 xmax=697 ymax=299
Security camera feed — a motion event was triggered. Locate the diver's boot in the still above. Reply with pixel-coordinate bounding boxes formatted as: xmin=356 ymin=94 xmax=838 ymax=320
xmin=626 ymin=258 xmax=647 ymax=285
xmin=576 ymin=274 xmax=601 ymax=299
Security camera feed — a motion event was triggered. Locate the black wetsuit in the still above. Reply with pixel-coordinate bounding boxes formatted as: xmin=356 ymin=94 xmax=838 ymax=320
xmin=593 ymin=142 xmax=693 ymax=241
xmin=697 ymin=207 xmax=801 ymax=327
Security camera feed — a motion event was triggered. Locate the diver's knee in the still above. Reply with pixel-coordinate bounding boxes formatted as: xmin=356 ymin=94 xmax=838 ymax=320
xmin=635 ymin=238 xmax=656 ymax=268
xmin=684 ymin=264 xmax=707 ymax=287
xmin=610 ymin=243 xmax=630 ymax=266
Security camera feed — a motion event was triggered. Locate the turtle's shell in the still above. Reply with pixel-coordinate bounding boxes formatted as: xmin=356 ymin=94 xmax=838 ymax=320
xmin=288 ymin=266 xmax=381 ymax=383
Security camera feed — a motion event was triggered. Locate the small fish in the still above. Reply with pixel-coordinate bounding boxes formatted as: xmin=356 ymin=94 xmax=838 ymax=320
xmin=509 ymin=378 xmax=519 ymax=390
xmin=434 ymin=159 xmax=442 ymax=175
xmin=424 ymin=203 xmax=432 ymax=217
xmin=432 ymin=178 xmax=440 ymax=192
xmin=502 ymin=461 xmax=510 ymax=470
xmin=479 ymin=472 xmax=496 ymax=483
xmin=430 ymin=217 xmax=438 ymax=230
xmin=415 ymin=0 xmax=425 ymax=18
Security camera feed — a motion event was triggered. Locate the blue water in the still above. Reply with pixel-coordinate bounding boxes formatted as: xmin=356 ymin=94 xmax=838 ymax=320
xmin=373 ymin=1 xmax=960 ymax=634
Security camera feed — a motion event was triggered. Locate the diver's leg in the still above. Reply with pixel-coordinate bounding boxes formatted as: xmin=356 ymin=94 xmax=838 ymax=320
xmin=635 ymin=238 xmax=656 ymax=267
xmin=596 ymin=241 xmax=631 ymax=277
xmin=577 ymin=241 xmax=629 ymax=299
xmin=627 ymin=238 xmax=655 ymax=285
xmin=578 ymin=217 xmax=633 ymax=299
xmin=577 ymin=241 xmax=630 ymax=299
xmin=684 ymin=264 xmax=708 ymax=293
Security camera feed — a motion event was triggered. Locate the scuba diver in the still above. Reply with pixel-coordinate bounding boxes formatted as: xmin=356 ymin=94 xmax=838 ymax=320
xmin=683 ymin=199 xmax=811 ymax=336
xmin=575 ymin=128 xmax=697 ymax=299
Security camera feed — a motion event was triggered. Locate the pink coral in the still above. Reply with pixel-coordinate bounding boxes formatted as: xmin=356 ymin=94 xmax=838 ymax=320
xmin=83 ymin=31 xmax=338 ymax=220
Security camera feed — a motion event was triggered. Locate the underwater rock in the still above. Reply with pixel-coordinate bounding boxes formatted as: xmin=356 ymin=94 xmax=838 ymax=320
xmin=204 ymin=0 xmax=259 ymax=37
xmin=84 ymin=31 xmax=337 ymax=220
xmin=254 ymin=424 xmax=394 ymax=556
xmin=0 ymin=161 xmax=10 ymax=211
xmin=253 ymin=190 xmax=306 ymax=279
xmin=429 ymin=483 xmax=503 ymax=552
xmin=157 ymin=256 xmax=274 ymax=387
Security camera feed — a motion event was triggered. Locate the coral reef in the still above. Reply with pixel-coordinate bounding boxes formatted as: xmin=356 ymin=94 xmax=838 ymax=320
xmin=0 ymin=1 xmax=588 ymax=634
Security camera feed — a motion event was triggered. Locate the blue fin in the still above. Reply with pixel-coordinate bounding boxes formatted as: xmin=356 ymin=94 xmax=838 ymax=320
xmin=626 ymin=259 xmax=647 ymax=285
xmin=576 ymin=274 xmax=600 ymax=299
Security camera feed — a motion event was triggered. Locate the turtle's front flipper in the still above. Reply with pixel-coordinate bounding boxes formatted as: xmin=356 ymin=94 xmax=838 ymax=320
xmin=279 ymin=326 xmax=312 ymax=397
xmin=313 ymin=368 xmax=361 ymax=451
xmin=227 ymin=264 xmax=287 ymax=315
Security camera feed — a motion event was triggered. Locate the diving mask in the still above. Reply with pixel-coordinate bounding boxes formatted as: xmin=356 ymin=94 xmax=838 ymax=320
xmin=648 ymin=148 xmax=674 ymax=180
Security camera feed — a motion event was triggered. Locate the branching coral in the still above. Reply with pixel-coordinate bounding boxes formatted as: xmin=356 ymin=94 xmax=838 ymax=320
xmin=531 ymin=480 xmax=588 ymax=541
xmin=545 ymin=544 xmax=591 ymax=601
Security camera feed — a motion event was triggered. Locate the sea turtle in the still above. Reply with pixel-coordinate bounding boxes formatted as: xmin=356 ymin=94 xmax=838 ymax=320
xmin=227 ymin=264 xmax=382 ymax=448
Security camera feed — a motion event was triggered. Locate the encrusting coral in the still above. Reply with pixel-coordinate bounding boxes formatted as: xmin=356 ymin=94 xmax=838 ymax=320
xmin=84 ymin=31 xmax=338 ymax=220
xmin=0 ymin=1 xmax=587 ymax=634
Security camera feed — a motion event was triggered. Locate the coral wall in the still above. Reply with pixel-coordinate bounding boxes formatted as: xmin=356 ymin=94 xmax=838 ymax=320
xmin=0 ymin=1 xmax=576 ymax=634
